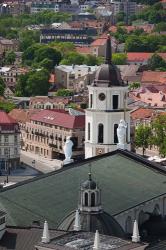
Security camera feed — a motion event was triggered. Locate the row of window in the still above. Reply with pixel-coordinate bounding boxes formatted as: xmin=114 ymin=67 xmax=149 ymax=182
xmin=0 ymin=135 xmax=18 ymax=143
xmin=88 ymin=123 xmax=127 ymax=144
xmin=0 ymin=147 xmax=18 ymax=156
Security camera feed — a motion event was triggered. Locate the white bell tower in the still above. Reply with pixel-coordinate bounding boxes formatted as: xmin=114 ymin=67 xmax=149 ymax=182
xmin=85 ymin=35 xmax=130 ymax=158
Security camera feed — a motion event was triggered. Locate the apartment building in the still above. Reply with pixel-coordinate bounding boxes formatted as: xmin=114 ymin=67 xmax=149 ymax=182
xmin=25 ymin=109 xmax=85 ymax=159
xmin=55 ymin=64 xmax=98 ymax=90
xmin=111 ymin=0 xmax=137 ymax=23
xmin=0 ymin=39 xmax=19 ymax=55
xmin=0 ymin=66 xmax=28 ymax=88
xmin=0 ymin=111 xmax=20 ymax=170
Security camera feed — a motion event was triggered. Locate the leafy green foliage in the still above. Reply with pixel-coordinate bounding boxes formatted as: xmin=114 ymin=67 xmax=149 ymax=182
xmin=125 ymin=34 xmax=166 ymax=52
xmin=19 ymin=30 xmax=40 ymax=51
xmin=5 ymin=51 xmax=16 ymax=65
xmin=152 ymin=115 xmax=166 ymax=157
xmin=0 ymin=11 xmax=71 ymax=39
xmin=135 ymin=2 xmax=165 ymax=24
xmin=148 ymin=54 xmax=166 ymax=70
xmin=50 ymin=42 xmax=75 ymax=56
xmin=128 ymin=82 xmax=141 ymax=90
xmin=112 ymin=53 xmax=127 ymax=65
xmin=0 ymin=77 xmax=5 ymax=96
xmin=22 ymin=44 xmax=62 ymax=70
xmin=55 ymin=89 xmax=74 ymax=97
xmin=135 ymin=124 xmax=152 ymax=155
xmin=16 ymin=69 xmax=50 ymax=96
xmin=34 ymin=46 xmax=61 ymax=66
xmin=0 ymin=101 xmax=16 ymax=113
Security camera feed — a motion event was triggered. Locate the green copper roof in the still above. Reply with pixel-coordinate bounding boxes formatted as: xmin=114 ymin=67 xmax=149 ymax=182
xmin=0 ymin=150 xmax=166 ymax=228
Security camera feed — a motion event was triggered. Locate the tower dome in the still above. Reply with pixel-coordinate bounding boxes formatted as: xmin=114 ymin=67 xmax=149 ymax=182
xmin=92 ymin=35 xmax=124 ymax=87
xmin=58 ymin=173 xmax=125 ymax=238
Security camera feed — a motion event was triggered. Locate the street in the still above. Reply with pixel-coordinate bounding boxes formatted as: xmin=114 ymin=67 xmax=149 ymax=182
xmin=20 ymin=150 xmax=63 ymax=173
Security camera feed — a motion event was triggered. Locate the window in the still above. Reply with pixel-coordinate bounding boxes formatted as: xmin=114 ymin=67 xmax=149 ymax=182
xmin=112 ymin=95 xmax=119 ymax=109
xmin=4 ymin=135 xmax=8 ymax=144
xmin=114 ymin=124 xmax=118 ymax=143
xmin=4 ymin=148 xmax=9 ymax=157
xmin=14 ymin=148 xmax=18 ymax=155
xmin=85 ymin=193 xmax=88 ymax=206
xmin=90 ymin=94 xmax=93 ymax=108
xmin=88 ymin=123 xmax=90 ymax=140
xmin=91 ymin=193 xmax=95 ymax=207
xmin=98 ymin=124 xmax=104 ymax=143
xmin=14 ymin=135 xmax=17 ymax=143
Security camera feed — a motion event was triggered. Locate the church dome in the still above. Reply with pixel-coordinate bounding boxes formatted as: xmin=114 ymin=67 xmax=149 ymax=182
xmin=92 ymin=35 xmax=124 ymax=87
xmin=58 ymin=210 xmax=125 ymax=238
xmin=81 ymin=173 xmax=97 ymax=190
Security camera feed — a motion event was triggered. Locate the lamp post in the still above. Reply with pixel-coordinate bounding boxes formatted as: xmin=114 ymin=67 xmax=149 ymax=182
xmin=6 ymin=151 xmax=10 ymax=184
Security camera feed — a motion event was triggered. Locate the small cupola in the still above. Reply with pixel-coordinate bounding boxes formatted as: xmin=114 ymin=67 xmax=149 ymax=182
xmin=79 ymin=173 xmax=102 ymax=213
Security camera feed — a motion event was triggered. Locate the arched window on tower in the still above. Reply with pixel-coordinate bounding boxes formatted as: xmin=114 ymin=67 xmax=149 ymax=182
xmin=88 ymin=123 xmax=90 ymax=141
xmin=114 ymin=124 xmax=118 ymax=143
xmin=90 ymin=94 xmax=93 ymax=108
xmin=112 ymin=95 xmax=119 ymax=109
xmin=85 ymin=192 xmax=88 ymax=206
xmin=91 ymin=193 xmax=95 ymax=207
xmin=98 ymin=124 xmax=104 ymax=143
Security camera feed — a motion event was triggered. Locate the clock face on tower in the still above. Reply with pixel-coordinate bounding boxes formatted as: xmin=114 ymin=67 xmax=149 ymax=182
xmin=98 ymin=93 xmax=106 ymax=101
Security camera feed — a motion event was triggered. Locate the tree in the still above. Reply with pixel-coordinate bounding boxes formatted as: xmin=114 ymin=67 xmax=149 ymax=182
xmin=50 ymin=42 xmax=75 ymax=56
xmin=116 ymin=12 xmax=126 ymax=22
xmin=84 ymin=54 xmax=100 ymax=66
xmin=152 ymin=115 xmax=166 ymax=157
xmin=34 ymin=47 xmax=62 ymax=66
xmin=135 ymin=124 xmax=152 ymax=155
xmin=155 ymin=22 xmax=166 ymax=32
xmin=60 ymin=52 xmax=85 ymax=65
xmin=148 ymin=54 xmax=166 ymax=70
xmin=5 ymin=51 xmax=16 ymax=65
xmin=19 ymin=30 xmax=40 ymax=51
xmin=0 ymin=77 xmax=5 ymax=96
xmin=128 ymin=82 xmax=141 ymax=90
xmin=22 ymin=43 xmax=42 ymax=64
xmin=55 ymin=89 xmax=74 ymax=97
xmin=40 ymin=58 xmax=54 ymax=71
xmin=0 ymin=101 xmax=16 ymax=112
xmin=26 ymin=69 xmax=50 ymax=96
xmin=112 ymin=53 xmax=127 ymax=65
xmin=15 ymin=74 xmax=29 ymax=96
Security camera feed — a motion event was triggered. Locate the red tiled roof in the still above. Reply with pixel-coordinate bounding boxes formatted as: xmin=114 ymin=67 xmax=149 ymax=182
xmin=30 ymin=109 xmax=85 ymax=129
xmin=131 ymin=108 xmax=154 ymax=120
xmin=127 ymin=53 xmax=166 ymax=62
xmin=75 ymin=46 xmax=91 ymax=54
xmin=91 ymin=38 xmax=107 ymax=47
xmin=9 ymin=109 xmax=40 ymax=124
xmin=142 ymin=71 xmax=166 ymax=84
xmin=0 ymin=110 xmax=17 ymax=124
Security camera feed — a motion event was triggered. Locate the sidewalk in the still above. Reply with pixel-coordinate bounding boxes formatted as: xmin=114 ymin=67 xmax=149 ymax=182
xmin=20 ymin=150 xmax=63 ymax=173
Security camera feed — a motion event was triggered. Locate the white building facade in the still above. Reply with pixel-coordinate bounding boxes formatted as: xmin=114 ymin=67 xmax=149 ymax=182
xmin=85 ymin=35 xmax=130 ymax=158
